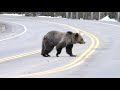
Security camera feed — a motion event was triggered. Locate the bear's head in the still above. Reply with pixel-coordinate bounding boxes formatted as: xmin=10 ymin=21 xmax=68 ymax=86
xmin=74 ymin=33 xmax=86 ymax=44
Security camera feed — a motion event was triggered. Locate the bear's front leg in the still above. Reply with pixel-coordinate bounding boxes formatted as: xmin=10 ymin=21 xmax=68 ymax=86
xmin=70 ymin=55 xmax=77 ymax=57
xmin=66 ymin=44 xmax=77 ymax=57
xmin=56 ymin=48 xmax=62 ymax=57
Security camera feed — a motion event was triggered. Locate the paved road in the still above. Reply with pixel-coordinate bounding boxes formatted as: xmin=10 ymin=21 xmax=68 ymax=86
xmin=0 ymin=15 xmax=120 ymax=78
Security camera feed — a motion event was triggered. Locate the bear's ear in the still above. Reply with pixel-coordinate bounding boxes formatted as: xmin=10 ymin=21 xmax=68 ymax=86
xmin=67 ymin=31 xmax=73 ymax=35
xmin=75 ymin=33 xmax=79 ymax=37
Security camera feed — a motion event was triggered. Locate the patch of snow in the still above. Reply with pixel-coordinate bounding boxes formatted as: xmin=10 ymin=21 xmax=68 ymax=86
xmin=0 ymin=25 xmax=6 ymax=32
xmin=100 ymin=15 xmax=118 ymax=22
xmin=1 ymin=14 xmax=25 ymax=16
xmin=80 ymin=18 xmax=84 ymax=20
xmin=37 ymin=15 xmax=62 ymax=18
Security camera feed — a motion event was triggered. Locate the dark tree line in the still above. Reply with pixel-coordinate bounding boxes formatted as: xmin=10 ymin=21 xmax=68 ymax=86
xmin=1 ymin=12 xmax=120 ymax=21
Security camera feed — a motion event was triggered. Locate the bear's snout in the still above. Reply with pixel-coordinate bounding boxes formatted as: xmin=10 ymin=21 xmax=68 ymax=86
xmin=79 ymin=41 xmax=86 ymax=44
xmin=83 ymin=41 xmax=86 ymax=44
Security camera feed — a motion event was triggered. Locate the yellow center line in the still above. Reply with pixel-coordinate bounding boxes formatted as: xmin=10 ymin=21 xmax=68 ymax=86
xmin=8 ymin=21 xmax=99 ymax=78
xmin=0 ymin=49 xmax=41 ymax=63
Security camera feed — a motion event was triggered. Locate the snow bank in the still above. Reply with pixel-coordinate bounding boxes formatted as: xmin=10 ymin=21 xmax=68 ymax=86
xmin=0 ymin=24 xmax=6 ymax=32
xmin=37 ymin=16 xmax=62 ymax=18
xmin=100 ymin=15 xmax=118 ymax=22
xmin=1 ymin=13 xmax=25 ymax=16
xmin=0 ymin=14 xmax=64 ymax=19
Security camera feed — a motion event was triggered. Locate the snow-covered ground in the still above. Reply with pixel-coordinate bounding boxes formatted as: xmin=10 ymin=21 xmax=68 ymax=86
xmin=0 ymin=24 xmax=6 ymax=32
xmin=1 ymin=13 xmax=25 ymax=16
xmin=1 ymin=13 xmax=63 ymax=18
xmin=38 ymin=15 xmax=63 ymax=18
xmin=0 ymin=21 xmax=25 ymax=40
xmin=100 ymin=15 xmax=118 ymax=22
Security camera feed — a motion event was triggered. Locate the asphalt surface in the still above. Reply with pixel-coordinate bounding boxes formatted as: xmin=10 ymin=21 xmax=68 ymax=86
xmin=0 ymin=15 xmax=120 ymax=78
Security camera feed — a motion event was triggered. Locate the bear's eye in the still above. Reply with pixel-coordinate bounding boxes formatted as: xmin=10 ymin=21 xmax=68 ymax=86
xmin=81 ymin=38 xmax=83 ymax=41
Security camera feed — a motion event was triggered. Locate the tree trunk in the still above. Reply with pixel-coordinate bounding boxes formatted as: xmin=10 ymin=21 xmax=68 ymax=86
xmin=83 ymin=12 xmax=85 ymax=19
xmin=76 ymin=12 xmax=79 ymax=19
xmin=98 ymin=12 xmax=101 ymax=20
xmin=117 ymin=12 xmax=120 ymax=21
xmin=70 ymin=12 xmax=73 ymax=19
xmin=91 ymin=12 xmax=93 ymax=20
xmin=66 ymin=12 xmax=69 ymax=18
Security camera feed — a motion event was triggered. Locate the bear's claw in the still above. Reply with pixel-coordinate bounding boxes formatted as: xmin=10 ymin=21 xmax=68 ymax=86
xmin=70 ymin=55 xmax=77 ymax=57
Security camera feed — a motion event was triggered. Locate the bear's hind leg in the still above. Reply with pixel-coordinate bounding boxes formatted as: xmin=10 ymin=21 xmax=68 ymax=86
xmin=56 ymin=42 xmax=66 ymax=57
xmin=41 ymin=39 xmax=48 ymax=57
xmin=41 ymin=48 xmax=48 ymax=57
xmin=45 ymin=46 xmax=54 ymax=57
xmin=41 ymin=50 xmax=48 ymax=57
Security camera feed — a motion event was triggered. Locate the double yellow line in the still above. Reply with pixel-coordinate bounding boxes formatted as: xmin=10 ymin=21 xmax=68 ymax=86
xmin=0 ymin=21 xmax=99 ymax=78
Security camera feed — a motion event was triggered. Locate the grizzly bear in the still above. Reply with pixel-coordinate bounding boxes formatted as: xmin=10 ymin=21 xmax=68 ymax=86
xmin=41 ymin=31 xmax=85 ymax=57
